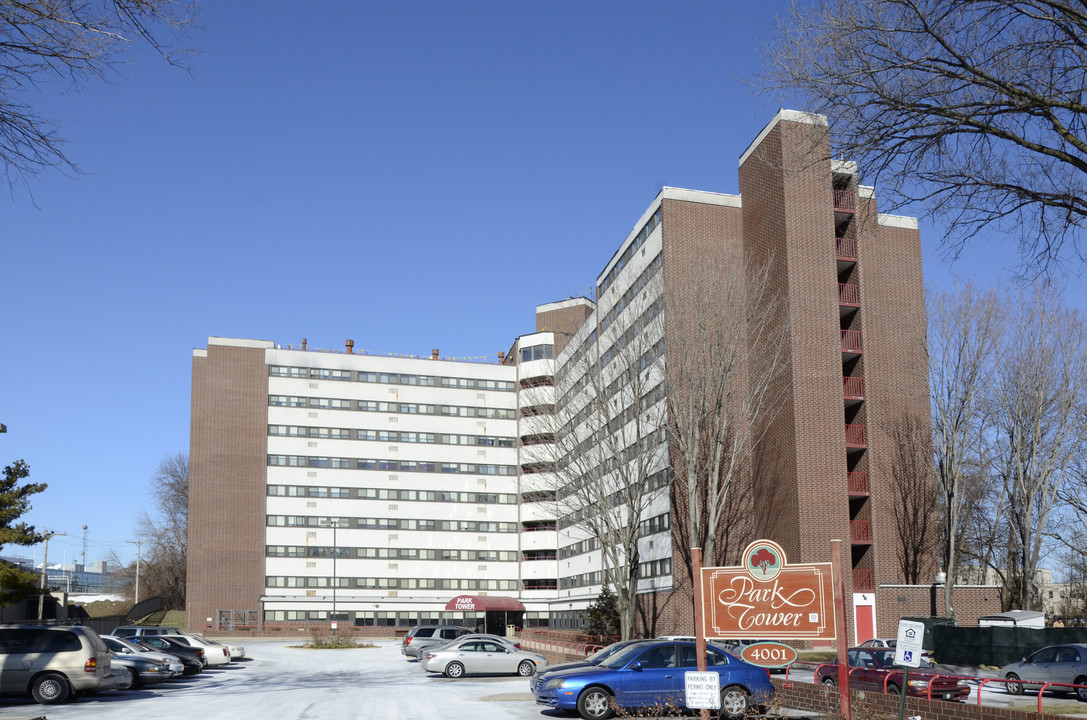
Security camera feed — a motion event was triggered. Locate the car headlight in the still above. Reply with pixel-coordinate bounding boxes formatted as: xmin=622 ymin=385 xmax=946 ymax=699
xmin=907 ymin=679 xmax=930 ymax=688
xmin=544 ymin=678 xmax=566 ymax=690
xmin=957 ymin=680 xmax=969 ymax=687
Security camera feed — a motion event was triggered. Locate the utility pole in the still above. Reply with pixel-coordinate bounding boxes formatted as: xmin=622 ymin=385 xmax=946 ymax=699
xmin=38 ymin=530 xmax=67 ymax=621
xmin=126 ymin=539 xmax=143 ymax=604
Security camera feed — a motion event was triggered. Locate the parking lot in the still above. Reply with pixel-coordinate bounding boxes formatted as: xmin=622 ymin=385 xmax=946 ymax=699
xmin=1 ymin=639 xmax=551 ymax=720
xmin=4 ymin=638 xmax=1084 ymax=720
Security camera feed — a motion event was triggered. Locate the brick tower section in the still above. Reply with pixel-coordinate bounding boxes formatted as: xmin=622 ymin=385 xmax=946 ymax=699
xmin=739 ymin=117 xmax=851 ymax=574
xmin=187 ymin=341 xmax=270 ymax=630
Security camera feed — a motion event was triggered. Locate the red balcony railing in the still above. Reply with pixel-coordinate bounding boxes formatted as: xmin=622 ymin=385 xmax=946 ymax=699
xmin=841 ymin=329 xmax=863 ymax=353
xmin=845 ymin=423 xmax=867 ymax=448
xmin=853 ymin=568 xmax=875 ymax=590
xmin=851 ymin=519 xmax=872 ymax=542
xmin=843 ymin=376 xmax=864 ymax=400
xmin=838 ymin=283 xmax=860 ymax=306
xmin=847 ymin=471 xmax=869 ymax=495
xmin=834 ymin=190 xmax=855 ymax=212
xmin=836 ymin=237 xmax=857 ymax=261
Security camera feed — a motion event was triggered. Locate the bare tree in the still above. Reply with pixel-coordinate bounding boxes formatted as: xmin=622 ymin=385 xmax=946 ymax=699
xmin=763 ymin=0 xmax=1087 ymax=273
xmin=989 ymin=284 xmax=1087 ymax=611
xmin=926 ymin=281 xmax=1002 ymax=619
xmin=525 ymin=276 xmax=668 ymax=641
xmin=666 ymin=259 xmax=789 ymax=577
xmin=112 ymin=452 xmax=188 ymax=607
xmin=883 ymin=415 xmax=938 ymax=585
xmin=1054 ymin=456 xmax=1087 ymax=607
xmin=0 ymin=0 xmax=198 ymax=186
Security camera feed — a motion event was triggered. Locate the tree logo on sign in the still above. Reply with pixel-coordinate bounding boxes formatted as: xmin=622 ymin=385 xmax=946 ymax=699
xmin=744 ymin=541 xmax=783 ymax=582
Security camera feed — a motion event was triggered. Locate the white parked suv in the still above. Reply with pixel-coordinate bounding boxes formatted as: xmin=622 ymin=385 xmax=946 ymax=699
xmin=0 ymin=625 xmax=116 ymax=704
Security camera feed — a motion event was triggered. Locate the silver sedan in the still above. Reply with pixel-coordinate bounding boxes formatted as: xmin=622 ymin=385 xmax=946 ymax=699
xmin=1000 ymin=644 xmax=1087 ymax=700
xmin=419 ymin=638 xmax=547 ymax=679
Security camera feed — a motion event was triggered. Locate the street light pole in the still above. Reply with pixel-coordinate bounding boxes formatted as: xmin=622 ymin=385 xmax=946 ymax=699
xmin=321 ymin=518 xmax=342 ymax=635
xmin=126 ymin=539 xmax=143 ymax=604
xmin=38 ymin=530 xmax=67 ymax=620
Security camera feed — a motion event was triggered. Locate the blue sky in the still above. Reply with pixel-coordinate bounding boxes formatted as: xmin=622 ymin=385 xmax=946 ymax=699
xmin=2 ymin=1 xmax=1083 ymax=569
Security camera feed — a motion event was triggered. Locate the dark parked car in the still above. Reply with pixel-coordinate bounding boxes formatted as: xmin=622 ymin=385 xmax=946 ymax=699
xmin=125 ymin=635 xmax=205 ymax=675
xmin=530 ymin=639 xmax=645 ymax=697
xmin=400 ymin=625 xmax=473 ymax=658
xmin=1000 ymin=644 xmax=1087 ymax=700
xmin=816 ymin=648 xmax=969 ymax=701
xmin=106 ymin=649 xmax=173 ymax=688
xmin=534 ymin=639 xmax=774 ymax=719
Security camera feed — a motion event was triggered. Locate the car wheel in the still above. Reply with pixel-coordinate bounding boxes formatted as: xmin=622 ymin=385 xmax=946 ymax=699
xmin=887 ymin=683 xmax=900 ymax=695
xmin=517 ymin=660 xmax=535 ymax=677
xmin=577 ymin=686 xmax=615 ymax=720
xmin=31 ymin=673 xmax=71 ymax=705
xmin=127 ymin=667 xmax=142 ymax=689
xmin=444 ymin=661 xmax=465 ymax=679
xmin=1006 ymin=673 xmax=1023 ymax=695
xmin=822 ymin=677 xmax=837 ymax=688
xmin=1075 ymin=676 xmax=1087 ymax=702
xmin=719 ymin=685 xmax=751 ymax=718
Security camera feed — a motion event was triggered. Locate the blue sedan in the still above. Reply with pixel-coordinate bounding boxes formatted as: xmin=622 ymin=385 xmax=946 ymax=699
xmin=534 ymin=640 xmax=774 ymax=719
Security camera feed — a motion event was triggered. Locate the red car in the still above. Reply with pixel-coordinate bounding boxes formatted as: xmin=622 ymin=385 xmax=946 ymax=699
xmin=816 ymin=648 xmax=969 ymax=701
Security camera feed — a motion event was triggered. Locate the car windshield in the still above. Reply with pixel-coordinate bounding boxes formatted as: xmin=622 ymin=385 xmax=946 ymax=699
xmin=599 ymin=643 xmax=654 ymax=669
xmin=111 ymin=637 xmax=142 ymax=652
xmin=585 ymin=642 xmax=629 ymax=663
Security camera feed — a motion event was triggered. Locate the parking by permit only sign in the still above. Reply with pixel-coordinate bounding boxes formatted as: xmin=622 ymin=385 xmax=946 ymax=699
xmin=685 ymin=671 xmax=720 ymax=709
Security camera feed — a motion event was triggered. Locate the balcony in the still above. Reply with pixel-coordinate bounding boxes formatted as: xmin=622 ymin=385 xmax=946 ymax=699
xmin=850 ymin=519 xmax=872 ymax=543
xmin=838 ymin=282 xmax=860 ymax=308
xmin=843 ymin=376 xmax=865 ymax=403
xmin=836 ymin=237 xmax=858 ymax=261
xmin=853 ymin=568 xmax=875 ymax=590
xmin=834 ymin=190 xmax=855 ymax=213
xmin=847 ymin=471 xmax=869 ymax=495
xmin=845 ymin=423 xmax=867 ymax=449
xmin=841 ymin=329 xmax=863 ymax=356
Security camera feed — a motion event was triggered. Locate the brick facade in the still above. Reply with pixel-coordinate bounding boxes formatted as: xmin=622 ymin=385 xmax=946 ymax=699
xmin=187 ymin=340 xmax=271 ymax=630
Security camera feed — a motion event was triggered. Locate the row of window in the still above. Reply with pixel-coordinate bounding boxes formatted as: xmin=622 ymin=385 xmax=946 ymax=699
xmin=554 ymin=513 xmax=670 ymax=561
xmin=560 ymin=536 xmax=600 ymax=559
xmin=267 ymin=456 xmax=517 ymax=475
xmin=519 ymin=343 xmax=554 ymax=364
xmin=557 ymin=429 xmax=668 ymax=500
xmin=262 ymin=611 xmax=551 ymax=628
xmin=558 ymin=330 xmax=664 ymax=422
xmin=267 ymin=516 xmax=519 ymax=532
xmin=598 ymin=207 xmax=662 ymax=297
xmin=268 ymin=425 xmax=516 ymax=447
xmin=558 ymin=557 xmax=672 ymax=591
xmin=266 ymin=576 xmax=518 ymax=590
xmin=269 ymin=396 xmax=517 ymax=420
xmin=638 ymin=557 xmax=672 ymax=579
xmin=266 ymin=545 xmax=518 ymax=561
xmin=267 ymin=485 xmax=517 ymax=504
xmin=270 ymin=366 xmax=516 ymax=392
xmin=560 ymin=570 xmax=602 ymax=589
xmin=599 ymin=252 xmax=663 ymax=335
xmin=560 ymin=468 xmax=670 ymax=529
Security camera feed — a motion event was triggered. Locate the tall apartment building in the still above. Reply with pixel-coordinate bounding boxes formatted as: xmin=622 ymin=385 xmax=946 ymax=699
xmin=188 ymin=111 xmax=972 ymax=639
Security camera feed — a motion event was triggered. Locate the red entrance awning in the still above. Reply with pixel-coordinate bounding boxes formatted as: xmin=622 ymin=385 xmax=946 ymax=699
xmin=444 ymin=595 xmax=525 ymax=612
